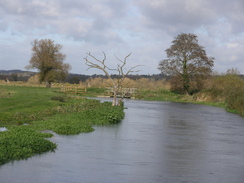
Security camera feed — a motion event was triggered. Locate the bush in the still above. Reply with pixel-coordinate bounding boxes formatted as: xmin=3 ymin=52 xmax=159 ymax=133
xmin=224 ymin=76 xmax=244 ymax=115
xmin=205 ymin=70 xmax=244 ymax=116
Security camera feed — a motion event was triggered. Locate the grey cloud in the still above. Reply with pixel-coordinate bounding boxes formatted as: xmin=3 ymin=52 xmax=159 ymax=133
xmin=0 ymin=21 xmax=8 ymax=31
xmin=0 ymin=0 xmax=130 ymax=44
xmin=132 ymin=0 xmax=218 ymax=35
xmin=0 ymin=0 xmax=244 ymax=74
xmin=132 ymin=0 xmax=244 ymax=38
xmin=209 ymin=0 xmax=244 ymax=35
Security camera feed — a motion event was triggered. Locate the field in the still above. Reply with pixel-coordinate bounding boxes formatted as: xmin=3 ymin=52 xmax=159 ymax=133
xmin=0 ymin=85 xmax=124 ymax=165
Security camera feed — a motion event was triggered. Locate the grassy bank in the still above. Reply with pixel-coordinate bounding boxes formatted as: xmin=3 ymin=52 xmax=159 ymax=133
xmin=79 ymin=86 xmax=242 ymax=116
xmin=136 ymin=88 xmax=225 ymax=107
xmin=0 ymin=86 xmax=124 ymax=165
xmin=82 ymin=87 xmax=227 ymax=109
xmin=137 ymin=88 xmax=244 ymax=116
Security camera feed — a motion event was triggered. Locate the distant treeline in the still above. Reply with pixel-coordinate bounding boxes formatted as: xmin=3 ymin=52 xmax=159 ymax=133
xmin=0 ymin=70 xmax=243 ymax=84
xmin=0 ymin=70 xmax=169 ymax=83
xmin=65 ymin=73 xmax=169 ymax=84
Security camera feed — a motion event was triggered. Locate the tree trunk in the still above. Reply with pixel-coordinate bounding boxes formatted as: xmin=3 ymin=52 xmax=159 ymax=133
xmin=112 ymin=92 xmax=117 ymax=106
xmin=182 ymin=60 xmax=189 ymax=94
xmin=118 ymin=98 xmax=123 ymax=106
xmin=112 ymin=88 xmax=117 ymax=106
xmin=46 ymin=81 xmax=52 ymax=88
xmin=183 ymin=75 xmax=190 ymax=94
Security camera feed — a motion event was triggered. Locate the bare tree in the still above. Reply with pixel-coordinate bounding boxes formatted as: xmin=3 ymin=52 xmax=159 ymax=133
xmin=84 ymin=52 xmax=141 ymax=106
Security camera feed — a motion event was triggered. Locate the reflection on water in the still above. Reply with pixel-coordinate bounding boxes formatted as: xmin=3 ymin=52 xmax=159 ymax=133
xmin=0 ymin=99 xmax=244 ymax=183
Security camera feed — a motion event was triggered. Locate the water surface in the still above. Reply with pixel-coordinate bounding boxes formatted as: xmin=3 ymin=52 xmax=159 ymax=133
xmin=0 ymin=99 xmax=244 ymax=183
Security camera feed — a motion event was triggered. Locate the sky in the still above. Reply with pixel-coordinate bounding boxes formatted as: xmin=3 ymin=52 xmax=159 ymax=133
xmin=0 ymin=0 xmax=244 ymax=75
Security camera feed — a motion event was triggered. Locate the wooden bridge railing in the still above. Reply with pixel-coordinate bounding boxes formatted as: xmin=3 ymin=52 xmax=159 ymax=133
xmin=59 ymin=86 xmax=86 ymax=94
xmin=106 ymin=87 xmax=137 ymax=98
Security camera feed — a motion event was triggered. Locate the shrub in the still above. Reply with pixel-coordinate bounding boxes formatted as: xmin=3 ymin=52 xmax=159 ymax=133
xmin=224 ymin=76 xmax=244 ymax=115
xmin=204 ymin=70 xmax=244 ymax=116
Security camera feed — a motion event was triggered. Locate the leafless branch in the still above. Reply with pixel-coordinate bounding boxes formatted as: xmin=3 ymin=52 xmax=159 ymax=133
xmin=83 ymin=51 xmax=143 ymax=106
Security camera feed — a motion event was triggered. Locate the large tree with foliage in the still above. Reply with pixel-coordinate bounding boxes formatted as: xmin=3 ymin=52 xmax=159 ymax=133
xmin=27 ymin=39 xmax=71 ymax=87
xmin=158 ymin=33 xmax=214 ymax=94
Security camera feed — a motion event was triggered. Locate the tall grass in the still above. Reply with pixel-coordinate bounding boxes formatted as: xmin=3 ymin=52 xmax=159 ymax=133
xmin=79 ymin=77 xmax=170 ymax=90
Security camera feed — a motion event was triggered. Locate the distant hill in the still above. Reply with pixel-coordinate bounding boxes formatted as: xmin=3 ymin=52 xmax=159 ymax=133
xmin=1 ymin=70 xmax=242 ymax=83
xmin=0 ymin=70 xmax=35 ymax=75
xmin=0 ymin=70 xmax=21 ymax=73
xmin=0 ymin=70 xmax=167 ymax=83
xmin=0 ymin=70 xmax=36 ymax=81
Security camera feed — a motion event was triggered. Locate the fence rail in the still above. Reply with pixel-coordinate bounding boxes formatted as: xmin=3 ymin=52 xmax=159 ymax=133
xmin=106 ymin=87 xmax=137 ymax=98
xmin=59 ymin=86 xmax=86 ymax=94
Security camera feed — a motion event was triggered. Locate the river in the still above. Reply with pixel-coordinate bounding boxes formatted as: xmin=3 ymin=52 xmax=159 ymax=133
xmin=0 ymin=99 xmax=244 ymax=183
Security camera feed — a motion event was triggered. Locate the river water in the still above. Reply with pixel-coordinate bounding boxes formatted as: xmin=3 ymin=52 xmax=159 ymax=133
xmin=0 ymin=99 xmax=244 ymax=183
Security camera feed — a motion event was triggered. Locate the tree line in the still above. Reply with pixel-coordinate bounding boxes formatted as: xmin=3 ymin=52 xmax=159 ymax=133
xmin=26 ymin=33 xmax=215 ymax=91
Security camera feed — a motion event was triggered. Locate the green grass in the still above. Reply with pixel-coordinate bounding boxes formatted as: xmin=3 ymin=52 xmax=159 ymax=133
xmin=0 ymin=85 xmax=124 ymax=165
xmin=0 ymin=86 xmax=65 ymax=126
xmin=136 ymin=89 xmax=186 ymax=102
xmin=83 ymin=87 xmax=107 ymax=97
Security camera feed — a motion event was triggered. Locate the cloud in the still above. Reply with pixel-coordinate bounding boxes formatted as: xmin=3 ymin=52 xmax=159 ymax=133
xmin=132 ymin=0 xmax=217 ymax=34
xmin=213 ymin=38 xmax=244 ymax=73
xmin=0 ymin=0 xmax=243 ymax=74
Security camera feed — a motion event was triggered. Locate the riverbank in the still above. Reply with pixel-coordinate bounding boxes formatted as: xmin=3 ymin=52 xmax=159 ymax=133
xmin=86 ymin=87 xmax=244 ymax=116
xmin=83 ymin=87 xmax=243 ymax=116
xmin=136 ymin=88 xmax=244 ymax=116
xmin=0 ymin=85 xmax=124 ymax=165
xmin=83 ymin=88 xmax=226 ymax=109
xmin=136 ymin=89 xmax=225 ymax=107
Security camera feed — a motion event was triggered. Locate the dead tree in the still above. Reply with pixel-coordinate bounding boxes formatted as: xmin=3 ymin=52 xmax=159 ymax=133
xmin=84 ymin=52 xmax=142 ymax=106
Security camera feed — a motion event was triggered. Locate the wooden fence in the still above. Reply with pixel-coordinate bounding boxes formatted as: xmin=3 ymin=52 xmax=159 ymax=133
xmin=60 ymin=86 xmax=86 ymax=94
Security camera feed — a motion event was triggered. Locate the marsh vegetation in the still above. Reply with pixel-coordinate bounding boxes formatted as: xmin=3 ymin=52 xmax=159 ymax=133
xmin=0 ymin=86 xmax=124 ymax=165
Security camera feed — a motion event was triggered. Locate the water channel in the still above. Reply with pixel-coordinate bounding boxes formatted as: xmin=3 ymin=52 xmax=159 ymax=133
xmin=0 ymin=99 xmax=244 ymax=183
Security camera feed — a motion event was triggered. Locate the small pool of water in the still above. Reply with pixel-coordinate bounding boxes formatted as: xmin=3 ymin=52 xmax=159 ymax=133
xmin=0 ymin=127 xmax=7 ymax=132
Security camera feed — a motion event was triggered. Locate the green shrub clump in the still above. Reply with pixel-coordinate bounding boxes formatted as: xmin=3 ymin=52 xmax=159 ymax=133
xmin=82 ymin=101 xmax=125 ymax=125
